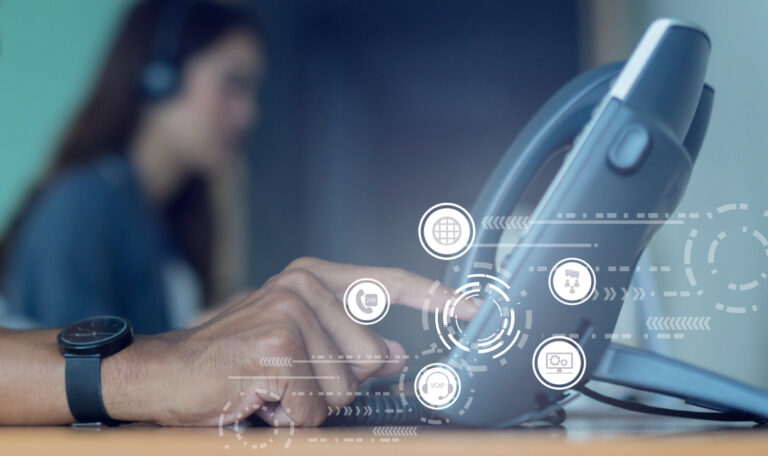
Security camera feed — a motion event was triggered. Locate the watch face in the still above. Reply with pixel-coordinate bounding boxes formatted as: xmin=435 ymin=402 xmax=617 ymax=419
xmin=60 ymin=317 xmax=128 ymax=346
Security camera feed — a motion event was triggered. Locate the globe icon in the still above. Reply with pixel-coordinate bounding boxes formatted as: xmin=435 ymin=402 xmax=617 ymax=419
xmin=432 ymin=216 xmax=462 ymax=245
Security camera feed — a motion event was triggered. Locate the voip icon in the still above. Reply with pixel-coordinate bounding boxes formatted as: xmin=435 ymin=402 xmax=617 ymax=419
xmin=414 ymin=363 xmax=461 ymax=410
xmin=422 ymin=371 xmax=455 ymax=400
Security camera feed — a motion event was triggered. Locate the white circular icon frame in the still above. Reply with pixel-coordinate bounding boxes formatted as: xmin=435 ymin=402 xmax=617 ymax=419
xmin=342 ymin=278 xmax=391 ymax=325
xmin=548 ymin=257 xmax=596 ymax=306
xmin=531 ymin=336 xmax=587 ymax=391
xmin=418 ymin=203 xmax=475 ymax=260
xmin=413 ymin=362 xmax=462 ymax=410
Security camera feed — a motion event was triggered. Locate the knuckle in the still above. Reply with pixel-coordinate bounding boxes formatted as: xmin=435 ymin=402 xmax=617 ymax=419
xmin=266 ymin=288 xmax=311 ymax=316
xmin=272 ymin=268 xmax=319 ymax=291
xmin=286 ymin=256 xmax=318 ymax=271
xmin=257 ymin=323 xmax=304 ymax=357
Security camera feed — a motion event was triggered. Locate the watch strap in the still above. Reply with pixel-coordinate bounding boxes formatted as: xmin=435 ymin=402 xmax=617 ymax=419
xmin=64 ymin=354 xmax=119 ymax=426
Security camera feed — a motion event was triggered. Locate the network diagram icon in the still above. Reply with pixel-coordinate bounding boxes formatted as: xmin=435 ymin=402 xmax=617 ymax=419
xmin=548 ymin=257 xmax=596 ymax=305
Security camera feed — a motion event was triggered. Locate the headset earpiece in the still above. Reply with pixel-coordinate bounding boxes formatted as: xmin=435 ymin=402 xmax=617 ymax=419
xmin=141 ymin=59 xmax=178 ymax=101
xmin=422 ymin=372 xmax=453 ymax=399
xmin=140 ymin=0 xmax=189 ymax=102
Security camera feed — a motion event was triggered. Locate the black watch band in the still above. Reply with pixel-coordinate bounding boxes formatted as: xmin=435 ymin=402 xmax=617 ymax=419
xmin=64 ymin=354 xmax=120 ymax=426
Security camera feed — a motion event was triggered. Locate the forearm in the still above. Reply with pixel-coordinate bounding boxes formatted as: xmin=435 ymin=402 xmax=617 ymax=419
xmin=0 ymin=329 xmax=71 ymax=425
xmin=0 ymin=329 xmax=170 ymax=425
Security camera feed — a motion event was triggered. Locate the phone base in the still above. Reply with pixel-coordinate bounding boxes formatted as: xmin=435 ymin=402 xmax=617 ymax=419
xmin=589 ymin=343 xmax=768 ymax=418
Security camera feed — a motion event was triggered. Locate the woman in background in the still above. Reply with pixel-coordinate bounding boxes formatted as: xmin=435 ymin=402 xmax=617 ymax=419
xmin=0 ymin=0 xmax=264 ymax=333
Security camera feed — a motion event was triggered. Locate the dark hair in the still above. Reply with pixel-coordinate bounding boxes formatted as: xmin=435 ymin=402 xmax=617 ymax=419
xmin=0 ymin=0 xmax=263 ymax=301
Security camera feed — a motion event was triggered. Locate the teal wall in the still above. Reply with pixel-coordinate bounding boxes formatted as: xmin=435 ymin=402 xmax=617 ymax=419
xmin=0 ymin=0 xmax=129 ymax=233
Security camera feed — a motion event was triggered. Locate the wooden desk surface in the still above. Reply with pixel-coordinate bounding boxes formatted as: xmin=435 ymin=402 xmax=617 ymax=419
xmin=2 ymin=410 xmax=767 ymax=456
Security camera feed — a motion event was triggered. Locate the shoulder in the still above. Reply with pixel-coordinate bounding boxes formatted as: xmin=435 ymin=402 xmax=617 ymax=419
xmin=31 ymin=155 xmax=135 ymax=223
xmin=19 ymin=155 xmax=136 ymax=243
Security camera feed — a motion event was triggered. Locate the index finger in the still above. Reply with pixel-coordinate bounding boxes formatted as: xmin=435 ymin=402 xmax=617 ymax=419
xmin=285 ymin=257 xmax=478 ymax=320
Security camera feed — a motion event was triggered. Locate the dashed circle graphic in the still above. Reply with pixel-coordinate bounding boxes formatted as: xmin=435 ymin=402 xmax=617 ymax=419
xmin=423 ymin=262 xmax=533 ymax=366
xmin=683 ymin=203 xmax=768 ymax=314
xmin=218 ymin=389 xmax=294 ymax=451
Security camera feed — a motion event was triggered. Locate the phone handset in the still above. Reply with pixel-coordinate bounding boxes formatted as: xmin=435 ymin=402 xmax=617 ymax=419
xmin=356 ymin=289 xmax=376 ymax=314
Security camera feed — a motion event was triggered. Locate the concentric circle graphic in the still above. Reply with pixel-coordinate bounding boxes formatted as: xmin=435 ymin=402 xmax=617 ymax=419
xmin=418 ymin=203 xmax=475 ymax=260
xmin=218 ymin=389 xmax=294 ymax=451
xmin=421 ymin=262 xmax=533 ymax=367
xmin=435 ymin=273 xmax=525 ymax=360
xmin=683 ymin=203 xmax=768 ymax=314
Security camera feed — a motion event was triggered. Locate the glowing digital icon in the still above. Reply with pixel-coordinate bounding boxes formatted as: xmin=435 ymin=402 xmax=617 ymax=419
xmin=418 ymin=203 xmax=475 ymax=260
xmin=414 ymin=363 xmax=461 ymax=410
xmin=432 ymin=216 xmax=463 ymax=245
xmin=548 ymin=257 xmax=596 ymax=305
xmin=563 ymin=269 xmax=580 ymax=294
xmin=343 ymin=278 xmax=390 ymax=325
xmin=532 ymin=336 xmax=586 ymax=390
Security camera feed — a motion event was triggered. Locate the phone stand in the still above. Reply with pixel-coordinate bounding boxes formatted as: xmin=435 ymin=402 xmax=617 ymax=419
xmin=587 ymin=343 xmax=768 ymax=420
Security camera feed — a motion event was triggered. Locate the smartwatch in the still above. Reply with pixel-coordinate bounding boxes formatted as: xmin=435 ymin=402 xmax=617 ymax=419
xmin=57 ymin=316 xmax=134 ymax=426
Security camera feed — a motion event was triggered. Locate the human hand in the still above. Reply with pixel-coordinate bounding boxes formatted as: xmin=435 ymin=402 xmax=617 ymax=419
xmin=102 ymin=257 xmax=476 ymax=427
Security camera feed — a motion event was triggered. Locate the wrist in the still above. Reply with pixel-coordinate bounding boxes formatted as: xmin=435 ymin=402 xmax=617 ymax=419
xmin=100 ymin=333 xmax=176 ymax=423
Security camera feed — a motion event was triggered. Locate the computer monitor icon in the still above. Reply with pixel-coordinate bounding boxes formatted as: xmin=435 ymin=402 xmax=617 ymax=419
xmin=546 ymin=352 xmax=573 ymax=372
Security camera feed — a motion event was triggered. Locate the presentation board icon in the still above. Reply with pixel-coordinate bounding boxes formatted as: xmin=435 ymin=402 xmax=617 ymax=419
xmin=343 ymin=278 xmax=390 ymax=325
xmin=532 ymin=336 xmax=586 ymax=390
xmin=414 ymin=363 xmax=462 ymax=410
xmin=418 ymin=203 xmax=475 ymax=260
xmin=548 ymin=257 xmax=596 ymax=305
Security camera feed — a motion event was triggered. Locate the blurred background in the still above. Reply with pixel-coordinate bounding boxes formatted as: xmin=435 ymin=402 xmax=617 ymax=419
xmin=1 ymin=0 xmax=766 ymax=387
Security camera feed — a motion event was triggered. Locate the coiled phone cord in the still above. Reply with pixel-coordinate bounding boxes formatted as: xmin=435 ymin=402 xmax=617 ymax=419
xmin=322 ymin=394 xmax=567 ymax=427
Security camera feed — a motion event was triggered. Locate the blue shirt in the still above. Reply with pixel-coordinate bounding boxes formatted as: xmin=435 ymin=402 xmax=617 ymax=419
xmin=2 ymin=154 xmax=201 ymax=334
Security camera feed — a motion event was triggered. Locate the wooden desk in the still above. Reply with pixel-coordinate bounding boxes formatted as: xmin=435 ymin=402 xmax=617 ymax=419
xmin=2 ymin=410 xmax=767 ymax=456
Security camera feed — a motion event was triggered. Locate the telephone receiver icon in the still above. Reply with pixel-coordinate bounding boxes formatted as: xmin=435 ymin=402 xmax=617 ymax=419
xmin=356 ymin=289 xmax=377 ymax=314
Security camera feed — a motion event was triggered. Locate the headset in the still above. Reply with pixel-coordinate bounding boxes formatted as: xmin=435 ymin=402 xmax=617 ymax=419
xmin=140 ymin=0 xmax=191 ymax=102
xmin=325 ymin=18 xmax=768 ymax=428
xmin=421 ymin=372 xmax=455 ymax=400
